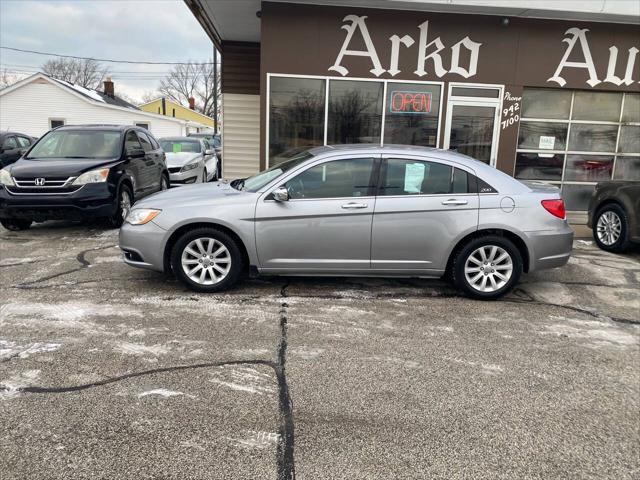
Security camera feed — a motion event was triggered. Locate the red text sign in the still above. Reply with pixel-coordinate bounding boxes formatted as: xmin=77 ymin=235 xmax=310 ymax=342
xmin=390 ymin=91 xmax=432 ymax=114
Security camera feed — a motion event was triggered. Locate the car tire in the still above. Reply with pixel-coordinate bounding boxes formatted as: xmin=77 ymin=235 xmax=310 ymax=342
xmin=452 ymin=235 xmax=523 ymax=300
xmin=108 ymin=184 xmax=133 ymax=228
xmin=1 ymin=218 xmax=32 ymax=231
xmin=202 ymin=168 xmax=208 ymax=183
xmin=160 ymin=174 xmax=169 ymax=191
xmin=593 ymin=204 xmax=631 ymax=253
xmin=170 ymin=227 xmax=243 ymax=293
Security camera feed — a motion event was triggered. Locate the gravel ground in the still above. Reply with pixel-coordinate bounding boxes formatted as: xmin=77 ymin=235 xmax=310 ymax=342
xmin=0 ymin=221 xmax=638 ymax=480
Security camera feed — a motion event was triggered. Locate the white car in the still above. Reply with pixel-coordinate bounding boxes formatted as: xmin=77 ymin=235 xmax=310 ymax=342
xmin=159 ymin=137 xmax=218 ymax=187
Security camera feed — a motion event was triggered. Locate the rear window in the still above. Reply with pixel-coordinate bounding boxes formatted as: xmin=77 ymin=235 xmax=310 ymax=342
xmin=160 ymin=140 xmax=201 ymax=154
xmin=26 ymin=130 xmax=121 ymax=159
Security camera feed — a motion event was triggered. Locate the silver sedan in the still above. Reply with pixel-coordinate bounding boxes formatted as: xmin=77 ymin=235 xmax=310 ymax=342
xmin=119 ymin=145 xmax=573 ymax=299
xmin=158 ymin=137 xmax=218 ymax=187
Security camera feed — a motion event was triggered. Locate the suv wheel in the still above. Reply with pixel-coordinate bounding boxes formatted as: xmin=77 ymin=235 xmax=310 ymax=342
xmin=1 ymin=219 xmax=32 ymax=231
xmin=160 ymin=174 xmax=169 ymax=191
xmin=452 ymin=235 xmax=522 ymax=300
xmin=594 ymin=204 xmax=631 ymax=253
xmin=202 ymin=168 xmax=208 ymax=183
xmin=170 ymin=228 xmax=243 ymax=292
xmin=109 ymin=184 xmax=133 ymax=228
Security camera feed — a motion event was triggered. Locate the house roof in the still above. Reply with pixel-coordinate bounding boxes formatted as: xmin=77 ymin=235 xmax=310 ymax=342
xmin=47 ymin=75 xmax=140 ymax=110
xmin=0 ymin=73 xmax=189 ymax=125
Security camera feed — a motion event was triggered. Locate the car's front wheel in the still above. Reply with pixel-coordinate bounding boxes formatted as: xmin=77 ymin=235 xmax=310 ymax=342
xmin=452 ymin=236 xmax=522 ymax=300
xmin=160 ymin=174 xmax=169 ymax=191
xmin=108 ymin=184 xmax=133 ymax=228
xmin=170 ymin=227 xmax=243 ymax=292
xmin=593 ymin=204 xmax=631 ymax=253
xmin=1 ymin=218 xmax=32 ymax=231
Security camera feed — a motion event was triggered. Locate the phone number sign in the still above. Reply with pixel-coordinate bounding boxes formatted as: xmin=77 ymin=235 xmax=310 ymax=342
xmin=389 ymin=91 xmax=432 ymax=114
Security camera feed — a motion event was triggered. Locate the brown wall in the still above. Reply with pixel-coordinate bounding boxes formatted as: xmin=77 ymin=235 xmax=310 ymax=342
xmin=257 ymin=2 xmax=640 ymax=173
xmin=221 ymin=42 xmax=260 ymax=95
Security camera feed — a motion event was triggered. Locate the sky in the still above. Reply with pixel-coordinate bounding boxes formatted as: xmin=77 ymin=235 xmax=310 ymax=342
xmin=0 ymin=0 xmax=214 ymax=102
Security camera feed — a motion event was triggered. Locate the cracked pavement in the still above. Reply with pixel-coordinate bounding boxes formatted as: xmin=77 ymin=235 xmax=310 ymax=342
xmin=0 ymin=222 xmax=639 ymax=479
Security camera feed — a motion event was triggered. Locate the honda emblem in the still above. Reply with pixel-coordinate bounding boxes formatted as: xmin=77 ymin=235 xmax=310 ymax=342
xmin=34 ymin=178 xmax=46 ymax=186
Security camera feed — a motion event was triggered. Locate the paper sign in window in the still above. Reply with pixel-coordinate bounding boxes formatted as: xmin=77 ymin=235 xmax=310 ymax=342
xmin=538 ymin=136 xmax=556 ymax=150
xmin=405 ymin=163 xmax=427 ymax=193
xmin=172 ymin=143 xmax=182 ymax=153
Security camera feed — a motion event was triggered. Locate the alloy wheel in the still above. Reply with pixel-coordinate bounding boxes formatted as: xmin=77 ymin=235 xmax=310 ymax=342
xmin=596 ymin=211 xmax=622 ymax=246
xmin=181 ymin=237 xmax=231 ymax=285
xmin=120 ymin=190 xmax=132 ymax=220
xmin=161 ymin=177 xmax=168 ymax=190
xmin=464 ymin=245 xmax=513 ymax=293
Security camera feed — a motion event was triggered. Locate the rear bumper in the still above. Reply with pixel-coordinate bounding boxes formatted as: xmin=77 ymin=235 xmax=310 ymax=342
xmin=0 ymin=183 xmax=116 ymax=221
xmin=119 ymin=220 xmax=168 ymax=272
xmin=524 ymin=225 xmax=574 ymax=272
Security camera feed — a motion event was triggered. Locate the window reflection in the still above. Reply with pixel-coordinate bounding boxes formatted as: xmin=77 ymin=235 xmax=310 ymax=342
xmin=514 ymin=152 xmax=563 ymax=181
xmin=564 ymin=155 xmax=613 ymax=182
xmin=269 ymin=77 xmax=325 ymax=163
xmin=517 ymin=122 xmax=567 ymax=150
xmin=572 ymin=91 xmax=622 ymax=122
xmin=614 ymin=156 xmax=640 ymax=180
xmin=327 ymin=80 xmax=383 ymax=144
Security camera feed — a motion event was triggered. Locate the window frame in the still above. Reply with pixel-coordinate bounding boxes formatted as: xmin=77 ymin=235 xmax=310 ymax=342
xmin=49 ymin=118 xmax=65 ymax=129
xmin=2 ymin=135 xmax=18 ymax=150
xmin=515 ymin=90 xmax=640 ymax=211
xmin=266 ymin=73 xmax=444 ymax=168
xmin=134 ymin=122 xmax=150 ymax=130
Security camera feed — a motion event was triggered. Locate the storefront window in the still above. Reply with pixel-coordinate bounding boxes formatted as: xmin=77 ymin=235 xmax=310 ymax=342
xmin=269 ymin=76 xmax=326 ymax=164
xmin=327 ymin=80 xmax=383 ymax=144
xmin=515 ymin=89 xmax=640 ymax=211
xmin=384 ymin=83 xmax=441 ymax=147
xmin=521 ymin=89 xmax=571 ymax=119
xmin=572 ymin=91 xmax=622 ymax=122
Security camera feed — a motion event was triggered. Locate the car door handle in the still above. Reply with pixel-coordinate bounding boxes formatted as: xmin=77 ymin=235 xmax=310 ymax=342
xmin=341 ymin=202 xmax=368 ymax=209
xmin=441 ymin=199 xmax=468 ymax=205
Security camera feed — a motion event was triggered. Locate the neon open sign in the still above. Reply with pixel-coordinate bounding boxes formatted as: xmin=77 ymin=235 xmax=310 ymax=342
xmin=389 ymin=91 xmax=432 ymax=114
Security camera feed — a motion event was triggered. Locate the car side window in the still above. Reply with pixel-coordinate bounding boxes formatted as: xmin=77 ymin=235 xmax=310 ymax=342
xmin=284 ymin=158 xmax=376 ymax=200
xmin=125 ymin=131 xmax=142 ymax=152
xmin=381 ymin=158 xmax=452 ymax=196
xmin=17 ymin=136 xmax=32 ymax=148
xmin=136 ymin=131 xmax=153 ymax=152
xmin=2 ymin=136 xmax=18 ymax=150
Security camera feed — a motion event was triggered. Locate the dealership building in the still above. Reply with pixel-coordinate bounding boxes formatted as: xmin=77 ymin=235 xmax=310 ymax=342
xmin=186 ymin=0 xmax=639 ymax=216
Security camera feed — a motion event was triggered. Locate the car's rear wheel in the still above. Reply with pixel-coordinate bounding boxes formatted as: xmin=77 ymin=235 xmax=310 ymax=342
xmin=593 ymin=204 xmax=631 ymax=253
xmin=108 ymin=184 xmax=133 ymax=228
xmin=160 ymin=174 xmax=169 ymax=191
xmin=170 ymin=228 xmax=243 ymax=292
xmin=452 ymin=235 xmax=522 ymax=300
xmin=1 ymin=219 xmax=32 ymax=231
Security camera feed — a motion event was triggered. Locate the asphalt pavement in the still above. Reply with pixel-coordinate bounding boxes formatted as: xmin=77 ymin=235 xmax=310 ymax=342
xmin=0 ymin=221 xmax=638 ymax=479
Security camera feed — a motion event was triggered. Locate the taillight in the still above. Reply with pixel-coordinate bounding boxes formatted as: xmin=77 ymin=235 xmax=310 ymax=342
xmin=541 ymin=199 xmax=566 ymax=219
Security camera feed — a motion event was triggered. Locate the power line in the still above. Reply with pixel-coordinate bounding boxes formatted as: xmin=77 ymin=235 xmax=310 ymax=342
xmin=0 ymin=46 xmax=215 ymax=65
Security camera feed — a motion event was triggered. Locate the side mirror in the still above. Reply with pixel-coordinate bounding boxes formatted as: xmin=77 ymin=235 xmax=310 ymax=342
xmin=205 ymin=149 xmax=216 ymax=155
xmin=126 ymin=147 xmax=145 ymax=159
xmin=272 ymin=186 xmax=289 ymax=202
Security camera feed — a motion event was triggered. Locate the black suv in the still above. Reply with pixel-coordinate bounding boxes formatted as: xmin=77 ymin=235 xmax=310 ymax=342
xmin=1 ymin=131 xmax=37 ymax=168
xmin=0 ymin=125 xmax=169 ymax=230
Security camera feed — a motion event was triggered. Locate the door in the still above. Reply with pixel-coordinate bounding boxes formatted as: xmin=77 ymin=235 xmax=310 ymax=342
xmin=123 ymin=131 xmax=144 ymax=196
xmin=137 ymin=130 xmax=162 ymax=191
xmin=255 ymin=156 xmax=379 ymax=272
xmin=371 ymin=156 xmax=479 ymax=272
xmin=444 ymin=102 xmax=501 ymax=165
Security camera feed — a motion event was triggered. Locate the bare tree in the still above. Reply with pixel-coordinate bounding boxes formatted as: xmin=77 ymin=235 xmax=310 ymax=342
xmin=0 ymin=69 xmax=25 ymax=90
xmin=42 ymin=58 xmax=109 ymax=89
xmin=158 ymin=59 xmax=220 ymax=120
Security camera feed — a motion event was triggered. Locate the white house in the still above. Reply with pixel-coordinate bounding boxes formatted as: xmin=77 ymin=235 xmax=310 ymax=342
xmin=0 ymin=73 xmax=207 ymax=138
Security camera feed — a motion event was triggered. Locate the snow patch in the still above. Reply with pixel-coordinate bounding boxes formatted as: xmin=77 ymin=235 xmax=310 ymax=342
xmin=209 ymin=365 xmax=274 ymax=396
xmin=0 ymin=370 xmax=40 ymax=400
xmin=228 ymin=431 xmax=280 ymax=449
xmin=0 ymin=340 xmax=61 ymax=360
xmin=114 ymin=342 xmax=171 ymax=356
xmin=137 ymin=388 xmax=193 ymax=399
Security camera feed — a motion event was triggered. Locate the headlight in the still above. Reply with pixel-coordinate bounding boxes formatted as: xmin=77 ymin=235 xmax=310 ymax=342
xmin=0 ymin=169 xmax=15 ymax=186
xmin=181 ymin=160 xmax=200 ymax=172
xmin=72 ymin=168 xmax=109 ymax=185
xmin=125 ymin=208 xmax=161 ymax=225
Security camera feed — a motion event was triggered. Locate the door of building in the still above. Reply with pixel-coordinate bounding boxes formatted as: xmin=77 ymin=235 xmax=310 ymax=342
xmin=443 ymin=84 xmax=503 ymax=167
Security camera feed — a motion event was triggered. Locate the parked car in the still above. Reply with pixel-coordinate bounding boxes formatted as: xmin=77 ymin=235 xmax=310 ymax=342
xmin=587 ymin=181 xmax=640 ymax=252
xmin=189 ymin=132 xmax=221 ymax=160
xmin=0 ymin=131 xmax=37 ymax=168
xmin=159 ymin=137 xmax=218 ymax=186
xmin=0 ymin=125 xmax=169 ymax=231
xmin=119 ymin=145 xmax=574 ymax=300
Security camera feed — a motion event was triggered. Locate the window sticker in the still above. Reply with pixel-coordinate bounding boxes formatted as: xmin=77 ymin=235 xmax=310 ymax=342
xmin=172 ymin=143 xmax=182 ymax=153
xmin=538 ymin=136 xmax=556 ymax=150
xmin=404 ymin=162 xmax=427 ymax=193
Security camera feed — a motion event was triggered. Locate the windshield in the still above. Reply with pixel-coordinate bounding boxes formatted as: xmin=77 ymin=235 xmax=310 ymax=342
xmin=27 ymin=130 xmax=121 ymax=159
xmin=241 ymin=152 xmax=313 ymax=192
xmin=161 ymin=140 xmax=201 ymax=154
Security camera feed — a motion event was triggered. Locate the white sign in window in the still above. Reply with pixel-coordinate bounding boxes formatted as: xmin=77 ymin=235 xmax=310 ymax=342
xmin=538 ymin=136 xmax=556 ymax=150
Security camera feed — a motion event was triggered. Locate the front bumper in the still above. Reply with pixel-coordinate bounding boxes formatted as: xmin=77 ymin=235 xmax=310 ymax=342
xmin=524 ymin=224 xmax=574 ymax=272
xmin=119 ymin=220 xmax=168 ymax=272
xmin=0 ymin=183 xmax=116 ymax=221
xmin=169 ymin=170 xmax=199 ymax=187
